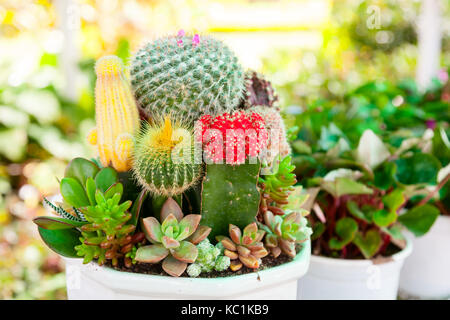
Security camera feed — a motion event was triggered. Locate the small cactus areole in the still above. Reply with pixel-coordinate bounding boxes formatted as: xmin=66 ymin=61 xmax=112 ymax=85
xmin=90 ymin=55 xmax=140 ymax=172
xmin=132 ymin=116 xmax=201 ymax=196
xmin=130 ymin=33 xmax=245 ymax=123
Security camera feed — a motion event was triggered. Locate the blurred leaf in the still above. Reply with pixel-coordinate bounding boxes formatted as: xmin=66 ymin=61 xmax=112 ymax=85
xmin=395 ymin=153 xmax=441 ymax=185
xmin=346 ymin=200 xmax=371 ymax=222
xmin=383 ymin=189 xmax=405 ymax=212
xmin=432 ymin=126 xmax=450 ymax=166
xmin=373 ymin=209 xmax=397 ymax=227
xmin=322 ymin=177 xmax=373 ymax=198
xmin=353 ymin=229 xmax=382 ymax=259
xmin=356 ymin=129 xmax=390 ymax=169
xmin=329 ymin=217 xmax=358 ymax=250
xmin=373 ymin=161 xmax=397 ymax=190
xmin=398 ymin=204 xmax=440 ymax=237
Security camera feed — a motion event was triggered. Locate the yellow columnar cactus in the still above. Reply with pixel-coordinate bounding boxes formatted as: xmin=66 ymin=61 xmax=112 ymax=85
xmin=88 ymin=55 xmax=140 ymax=172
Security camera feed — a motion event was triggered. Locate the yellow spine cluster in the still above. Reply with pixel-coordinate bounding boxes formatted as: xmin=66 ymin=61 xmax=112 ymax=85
xmin=88 ymin=55 xmax=140 ymax=172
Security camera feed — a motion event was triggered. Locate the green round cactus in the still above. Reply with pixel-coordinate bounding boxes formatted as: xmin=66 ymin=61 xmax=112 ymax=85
xmin=132 ymin=116 xmax=201 ymax=196
xmin=130 ymin=32 xmax=245 ymax=122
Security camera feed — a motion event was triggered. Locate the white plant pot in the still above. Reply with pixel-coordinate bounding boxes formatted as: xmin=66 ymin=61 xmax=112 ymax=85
xmin=297 ymin=238 xmax=412 ymax=300
xmin=64 ymin=240 xmax=311 ymax=300
xmin=399 ymin=215 xmax=450 ymax=299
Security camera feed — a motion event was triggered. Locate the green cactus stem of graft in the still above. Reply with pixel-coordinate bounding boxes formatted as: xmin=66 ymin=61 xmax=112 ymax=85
xmin=130 ymin=33 xmax=245 ymax=123
xmin=132 ymin=116 xmax=202 ymax=197
xmin=201 ymin=162 xmax=261 ymax=240
xmin=135 ymin=198 xmax=211 ymax=277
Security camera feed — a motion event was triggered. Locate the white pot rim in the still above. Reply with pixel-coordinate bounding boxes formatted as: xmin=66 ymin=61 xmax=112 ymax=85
xmin=66 ymin=240 xmax=311 ymax=298
xmin=310 ymin=235 xmax=413 ymax=267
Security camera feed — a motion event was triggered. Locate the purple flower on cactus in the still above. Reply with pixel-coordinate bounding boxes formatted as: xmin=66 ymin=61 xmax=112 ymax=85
xmin=192 ymin=34 xmax=200 ymax=47
xmin=426 ymin=119 xmax=436 ymax=130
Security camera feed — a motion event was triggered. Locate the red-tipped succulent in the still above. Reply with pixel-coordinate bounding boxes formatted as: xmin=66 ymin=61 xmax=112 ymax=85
xmin=135 ymin=198 xmax=211 ymax=277
xmin=216 ymin=222 xmax=268 ymax=271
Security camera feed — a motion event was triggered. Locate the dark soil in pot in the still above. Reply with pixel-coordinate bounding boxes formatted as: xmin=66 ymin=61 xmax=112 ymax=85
xmin=105 ymin=253 xmax=293 ymax=278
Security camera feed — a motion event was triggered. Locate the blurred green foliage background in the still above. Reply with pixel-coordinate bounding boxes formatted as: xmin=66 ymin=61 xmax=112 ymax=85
xmin=0 ymin=0 xmax=449 ymax=299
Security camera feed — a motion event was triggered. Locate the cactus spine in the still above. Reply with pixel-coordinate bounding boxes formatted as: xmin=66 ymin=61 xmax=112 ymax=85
xmin=130 ymin=33 xmax=245 ymax=123
xmin=88 ymin=55 xmax=140 ymax=172
xmin=132 ymin=116 xmax=201 ymax=196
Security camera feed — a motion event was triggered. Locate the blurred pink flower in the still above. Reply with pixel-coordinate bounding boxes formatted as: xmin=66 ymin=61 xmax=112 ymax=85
xmin=192 ymin=34 xmax=200 ymax=46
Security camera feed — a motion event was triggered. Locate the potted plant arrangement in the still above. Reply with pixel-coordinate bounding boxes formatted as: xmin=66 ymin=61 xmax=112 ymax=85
xmin=292 ymin=129 xmax=440 ymax=299
xmin=33 ymin=32 xmax=312 ymax=300
xmin=398 ymin=124 xmax=450 ymax=299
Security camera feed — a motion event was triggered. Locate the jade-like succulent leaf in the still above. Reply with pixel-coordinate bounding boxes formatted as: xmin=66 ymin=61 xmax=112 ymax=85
xmin=229 ymin=224 xmax=242 ymax=244
xmin=60 ymin=177 xmax=90 ymax=208
xmin=85 ymin=177 xmax=97 ymax=206
xmin=141 ymin=217 xmax=163 ymax=243
xmin=64 ymin=157 xmax=99 ymax=186
xmin=353 ymin=229 xmax=382 ymax=259
xmin=218 ymin=236 xmax=237 ymax=251
xmin=38 ymin=227 xmax=81 ymax=258
xmin=161 ymin=213 xmax=178 ymax=232
xmin=329 ymin=217 xmax=358 ymax=250
xmin=373 ymin=209 xmax=397 ymax=227
xmin=177 ymin=214 xmax=201 ymax=241
xmin=265 ymin=234 xmax=278 ymax=247
xmin=162 ymin=255 xmax=187 ymax=277
xmin=135 ymin=244 xmax=169 ymax=263
xmin=34 ymin=216 xmax=85 ymax=230
xmin=104 ymin=183 xmax=123 ymax=200
xmin=398 ymin=204 xmax=439 ymax=236
xmin=162 ymin=235 xmax=180 ymax=249
xmin=187 ymin=225 xmax=212 ymax=245
xmin=171 ymin=240 xmax=198 ymax=263
xmin=243 ymin=222 xmax=258 ymax=239
xmin=95 ymin=167 xmax=118 ymax=192
xmin=237 ymin=245 xmax=251 ymax=257
xmin=279 ymin=238 xmax=296 ymax=257
xmin=160 ymin=197 xmax=184 ymax=222
xmin=239 ymin=255 xmax=260 ymax=269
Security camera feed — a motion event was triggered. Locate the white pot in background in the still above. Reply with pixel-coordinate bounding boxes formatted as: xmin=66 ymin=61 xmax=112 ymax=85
xmin=64 ymin=240 xmax=310 ymax=300
xmin=297 ymin=238 xmax=412 ymax=300
xmin=399 ymin=215 xmax=450 ymax=299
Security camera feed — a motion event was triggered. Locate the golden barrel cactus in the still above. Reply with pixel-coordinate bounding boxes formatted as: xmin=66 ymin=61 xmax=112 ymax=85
xmin=88 ymin=55 xmax=140 ymax=172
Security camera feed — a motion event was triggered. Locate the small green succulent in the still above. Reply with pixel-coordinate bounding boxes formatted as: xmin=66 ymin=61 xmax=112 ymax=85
xmin=136 ymin=198 xmax=211 ymax=277
xmin=258 ymin=210 xmax=312 ymax=258
xmin=186 ymin=238 xmax=231 ymax=277
xmin=34 ymin=158 xmax=146 ymax=267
